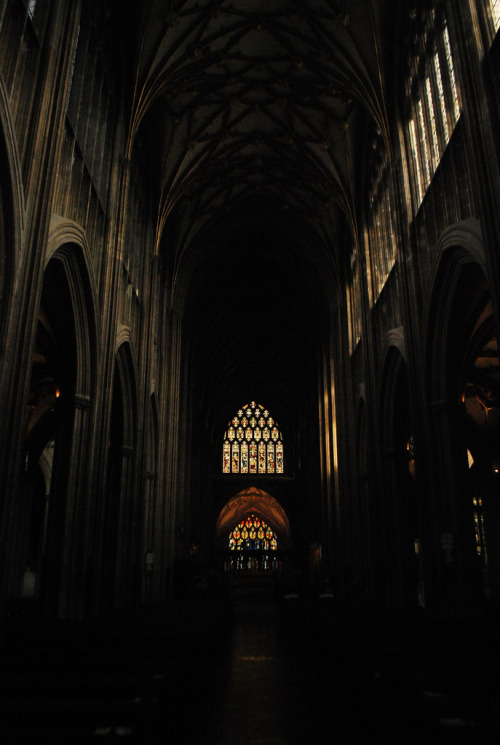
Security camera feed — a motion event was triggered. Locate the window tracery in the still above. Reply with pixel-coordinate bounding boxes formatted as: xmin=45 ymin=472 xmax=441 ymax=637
xmin=492 ymin=0 xmax=500 ymax=31
xmin=348 ymin=248 xmax=363 ymax=352
xmin=366 ymin=151 xmax=397 ymax=306
xmin=228 ymin=515 xmax=278 ymax=551
xmin=222 ymin=401 xmax=284 ymax=474
xmin=405 ymin=9 xmax=460 ymax=213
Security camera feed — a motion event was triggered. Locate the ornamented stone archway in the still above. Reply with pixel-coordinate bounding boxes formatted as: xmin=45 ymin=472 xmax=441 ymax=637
xmin=215 ymin=487 xmax=291 ymax=550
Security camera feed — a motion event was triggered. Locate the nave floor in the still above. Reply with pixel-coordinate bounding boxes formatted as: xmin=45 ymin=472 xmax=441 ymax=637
xmin=160 ymin=584 xmax=500 ymax=745
xmin=2 ymin=584 xmax=500 ymax=744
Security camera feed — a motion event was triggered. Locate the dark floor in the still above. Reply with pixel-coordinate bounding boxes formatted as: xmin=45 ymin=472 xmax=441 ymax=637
xmin=1 ymin=580 xmax=500 ymax=744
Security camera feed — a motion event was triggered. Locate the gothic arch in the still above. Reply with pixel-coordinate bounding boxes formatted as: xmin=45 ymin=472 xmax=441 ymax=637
xmin=114 ymin=339 xmax=138 ymax=451
xmin=26 ymin=238 xmax=99 ymax=616
xmin=378 ymin=338 xmax=420 ymax=607
xmin=102 ymin=340 xmax=139 ymax=609
xmin=44 ymin=227 xmax=99 ymax=402
xmin=424 ymin=218 xmax=488 ymax=405
xmin=379 ymin=333 xmax=408 ymax=456
xmin=215 ymin=487 xmax=291 ymax=550
xmin=423 ymin=219 xmax=496 ymax=609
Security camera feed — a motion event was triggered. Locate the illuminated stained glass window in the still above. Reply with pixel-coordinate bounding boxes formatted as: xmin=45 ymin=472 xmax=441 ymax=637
xmin=492 ymin=0 xmax=500 ymax=31
xmin=442 ymin=26 xmax=460 ymax=125
xmin=433 ymin=51 xmax=450 ymax=142
xmin=222 ymin=401 xmax=284 ymax=474
xmin=406 ymin=16 xmax=460 ymax=214
xmin=408 ymin=117 xmax=424 ymax=206
xmin=425 ymin=77 xmax=440 ymax=168
xmin=348 ymin=248 xmax=362 ymax=353
xmin=228 ymin=514 xmax=278 ymax=551
xmin=416 ymin=98 xmax=432 ymax=187
xmin=223 ymin=441 xmax=230 ymax=472
xmin=367 ymin=151 xmax=397 ymax=306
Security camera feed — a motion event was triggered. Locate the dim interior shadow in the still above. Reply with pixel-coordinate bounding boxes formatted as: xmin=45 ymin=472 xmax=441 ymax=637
xmin=170 ymin=592 xmax=500 ymax=745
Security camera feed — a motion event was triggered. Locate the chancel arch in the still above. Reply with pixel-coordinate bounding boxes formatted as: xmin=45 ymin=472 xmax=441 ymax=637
xmin=216 ymin=487 xmax=291 ymax=573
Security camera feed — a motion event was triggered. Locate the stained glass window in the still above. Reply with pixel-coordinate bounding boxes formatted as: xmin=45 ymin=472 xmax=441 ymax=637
xmin=241 ymin=441 xmax=248 ymax=473
xmin=433 ymin=51 xmax=450 ymax=142
xmin=408 ymin=117 xmax=424 ymax=206
xmin=406 ymin=17 xmax=460 ymax=214
xmin=367 ymin=152 xmax=397 ymax=306
xmin=223 ymin=441 xmax=230 ymax=473
xmin=228 ymin=514 xmax=278 ymax=551
xmin=348 ymin=247 xmax=362 ymax=352
xmin=425 ymin=77 xmax=440 ymax=168
xmin=231 ymin=441 xmax=239 ymax=473
xmin=442 ymin=26 xmax=460 ymax=125
xmin=492 ymin=0 xmax=500 ymax=31
xmin=222 ymin=401 xmax=284 ymax=474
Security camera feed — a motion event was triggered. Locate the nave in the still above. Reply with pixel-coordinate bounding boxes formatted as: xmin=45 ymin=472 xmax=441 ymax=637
xmin=2 ymin=581 xmax=500 ymax=744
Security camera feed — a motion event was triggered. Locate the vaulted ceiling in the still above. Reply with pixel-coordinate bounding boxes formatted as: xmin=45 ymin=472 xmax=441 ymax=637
xmin=122 ymin=0 xmax=399 ymax=432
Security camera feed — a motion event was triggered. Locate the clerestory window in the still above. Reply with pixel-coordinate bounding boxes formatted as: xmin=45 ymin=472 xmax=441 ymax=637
xmin=405 ymin=10 xmax=461 ymax=214
xmin=491 ymin=0 xmax=500 ymax=32
xmin=222 ymin=401 xmax=284 ymax=474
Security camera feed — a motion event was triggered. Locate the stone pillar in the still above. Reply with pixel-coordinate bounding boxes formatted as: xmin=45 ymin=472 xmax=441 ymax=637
xmin=0 ymin=1 xmax=83 ymax=607
xmin=157 ymin=307 xmax=183 ymax=600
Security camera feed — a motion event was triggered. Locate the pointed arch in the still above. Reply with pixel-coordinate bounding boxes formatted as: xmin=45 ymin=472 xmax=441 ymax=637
xmin=422 ymin=219 xmax=497 ymax=610
xmin=380 ymin=332 xmax=409 ymax=455
xmin=424 ymin=218 xmax=488 ymax=406
xmin=379 ymin=336 xmax=420 ymax=607
xmin=101 ymin=340 xmax=139 ymax=610
xmin=26 ymin=234 xmax=99 ymax=616
xmin=114 ymin=340 xmax=138 ymax=451
xmin=215 ymin=487 xmax=291 ymax=549
xmin=44 ymin=219 xmax=99 ymax=402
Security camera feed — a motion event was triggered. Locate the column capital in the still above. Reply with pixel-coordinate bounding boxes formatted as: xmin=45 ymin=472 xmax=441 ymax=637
xmin=74 ymin=394 xmax=91 ymax=410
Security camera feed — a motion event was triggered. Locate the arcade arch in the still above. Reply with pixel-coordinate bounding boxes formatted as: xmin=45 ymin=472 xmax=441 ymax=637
xmin=424 ymin=224 xmax=500 ymax=609
xmin=23 ymin=240 xmax=97 ymax=615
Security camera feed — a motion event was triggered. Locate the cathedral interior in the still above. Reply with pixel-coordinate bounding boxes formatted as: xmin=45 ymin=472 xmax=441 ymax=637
xmin=2 ymin=0 xmax=500 ymax=742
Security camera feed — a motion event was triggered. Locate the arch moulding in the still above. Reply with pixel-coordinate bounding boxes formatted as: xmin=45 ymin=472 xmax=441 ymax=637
xmin=215 ymin=487 xmax=291 ymax=549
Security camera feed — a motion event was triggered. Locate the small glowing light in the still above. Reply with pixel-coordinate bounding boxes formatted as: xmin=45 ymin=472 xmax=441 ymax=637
xmin=55 ymin=389 xmax=60 ymax=398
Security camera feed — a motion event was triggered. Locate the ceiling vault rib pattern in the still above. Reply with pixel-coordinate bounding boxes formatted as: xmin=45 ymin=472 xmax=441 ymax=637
xmin=122 ymin=0 xmax=394 ymax=419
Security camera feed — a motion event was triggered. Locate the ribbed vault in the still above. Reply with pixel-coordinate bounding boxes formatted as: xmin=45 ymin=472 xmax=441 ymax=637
xmin=130 ymin=0 xmax=392 ymax=246
xmin=123 ymin=0 xmax=398 ymax=445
